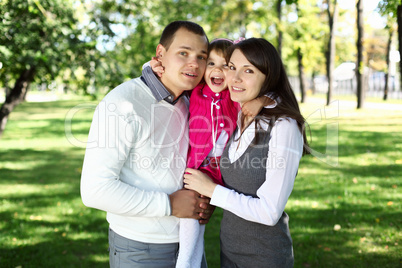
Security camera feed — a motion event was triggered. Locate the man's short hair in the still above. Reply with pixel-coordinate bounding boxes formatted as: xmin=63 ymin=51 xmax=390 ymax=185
xmin=159 ymin=21 xmax=209 ymax=51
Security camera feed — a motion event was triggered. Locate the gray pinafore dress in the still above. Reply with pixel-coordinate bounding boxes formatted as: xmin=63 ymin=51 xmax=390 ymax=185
xmin=219 ymin=125 xmax=294 ymax=268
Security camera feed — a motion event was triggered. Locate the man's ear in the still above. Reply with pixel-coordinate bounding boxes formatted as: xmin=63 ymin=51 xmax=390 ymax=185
xmin=156 ymin=44 xmax=165 ymax=59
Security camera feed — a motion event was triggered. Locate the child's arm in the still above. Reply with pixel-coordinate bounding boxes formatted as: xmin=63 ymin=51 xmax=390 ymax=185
xmin=241 ymin=95 xmax=275 ymax=117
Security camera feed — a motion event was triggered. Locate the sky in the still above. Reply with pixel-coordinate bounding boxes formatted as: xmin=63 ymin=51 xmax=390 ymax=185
xmin=338 ymin=0 xmax=385 ymax=29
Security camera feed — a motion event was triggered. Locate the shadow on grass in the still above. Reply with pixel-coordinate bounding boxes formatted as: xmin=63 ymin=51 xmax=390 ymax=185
xmin=1 ymin=214 xmax=109 ymax=267
xmin=308 ymin=126 xmax=400 ymax=158
xmin=0 ymin=147 xmax=85 ymax=185
xmin=3 ymin=117 xmax=93 ymax=141
xmin=288 ymin=126 xmax=401 ymax=268
xmin=9 ymin=99 xmax=96 ymax=114
xmin=0 ymin=146 xmax=109 ymax=267
xmin=2 ymin=100 xmax=400 ymax=267
xmin=3 ymin=100 xmax=96 ymax=141
xmin=289 ymin=204 xmax=400 ymax=268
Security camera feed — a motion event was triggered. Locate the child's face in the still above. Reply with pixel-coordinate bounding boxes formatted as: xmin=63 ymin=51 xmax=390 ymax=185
xmin=204 ymin=50 xmax=229 ymax=93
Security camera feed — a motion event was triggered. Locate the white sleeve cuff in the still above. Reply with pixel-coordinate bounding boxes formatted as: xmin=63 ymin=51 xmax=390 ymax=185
xmin=142 ymin=61 xmax=151 ymax=70
xmin=263 ymin=92 xmax=280 ymax=108
xmin=210 ymin=184 xmax=231 ymax=208
xmin=165 ymin=194 xmax=172 ymax=216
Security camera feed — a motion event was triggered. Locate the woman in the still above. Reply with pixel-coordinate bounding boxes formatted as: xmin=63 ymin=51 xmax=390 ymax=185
xmin=183 ymin=38 xmax=309 ymax=267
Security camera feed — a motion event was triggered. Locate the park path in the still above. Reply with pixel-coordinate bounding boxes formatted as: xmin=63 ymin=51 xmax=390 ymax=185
xmin=300 ymin=96 xmax=402 ymax=111
xmin=1 ymin=92 xmax=400 ymax=111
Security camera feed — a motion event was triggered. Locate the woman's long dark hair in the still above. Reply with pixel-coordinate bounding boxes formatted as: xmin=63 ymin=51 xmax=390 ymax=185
xmin=225 ymin=38 xmax=310 ymax=155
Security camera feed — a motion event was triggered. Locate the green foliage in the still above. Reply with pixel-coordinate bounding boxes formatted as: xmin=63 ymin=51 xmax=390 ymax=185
xmin=0 ymin=0 xmax=96 ymax=92
xmin=377 ymin=0 xmax=398 ymax=47
xmin=378 ymin=0 xmax=399 ymax=18
xmin=0 ymin=0 xmax=391 ymax=97
xmin=285 ymin=0 xmax=327 ymax=75
xmin=78 ymin=0 xmax=225 ymax=88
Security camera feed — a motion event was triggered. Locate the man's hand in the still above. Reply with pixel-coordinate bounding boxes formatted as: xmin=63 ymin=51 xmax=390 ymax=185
xmin=198 ymin=196 xmax=215 ymax=224
xmin=169 ymin=189 xmax=210 ymax=220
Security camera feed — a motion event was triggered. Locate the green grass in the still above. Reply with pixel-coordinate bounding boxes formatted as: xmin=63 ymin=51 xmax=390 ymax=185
xmin=0 ymin=99 xmax=108 ymax=267
xmin=0 ymin=96 xmax=401 ymax=267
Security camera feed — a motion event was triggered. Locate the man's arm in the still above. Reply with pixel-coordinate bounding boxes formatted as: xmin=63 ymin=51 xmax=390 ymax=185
xmin=81 ymin=96 xmax=212 ymax=221
xmin=80 ymin=98 xmax=174 ymax=217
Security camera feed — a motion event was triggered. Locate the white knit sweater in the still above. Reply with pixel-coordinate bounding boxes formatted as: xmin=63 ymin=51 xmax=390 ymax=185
xmin=80 ymin=77 xmax=189 ymax=243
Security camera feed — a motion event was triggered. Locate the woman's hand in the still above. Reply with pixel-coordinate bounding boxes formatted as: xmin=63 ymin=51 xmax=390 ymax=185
xmin=183 ymin=168 xmax=217 ymax=198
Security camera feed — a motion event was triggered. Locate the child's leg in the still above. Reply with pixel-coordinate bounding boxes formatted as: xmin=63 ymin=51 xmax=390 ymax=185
xmin=176 ymin=218 xmax=205 ymax=268
xmin=193 ymin=224 xmax=206 ymax=267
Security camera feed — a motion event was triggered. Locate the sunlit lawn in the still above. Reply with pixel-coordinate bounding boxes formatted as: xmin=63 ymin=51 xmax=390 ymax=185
xmin=0 ymin=95 xmax=401 ymax=267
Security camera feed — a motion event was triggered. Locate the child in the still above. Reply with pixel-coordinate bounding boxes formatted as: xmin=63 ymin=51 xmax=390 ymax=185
xmin=151 ymin=38 xmax=276 ymax=268
xmin=183 ymin=37 xmax=308 ymax=268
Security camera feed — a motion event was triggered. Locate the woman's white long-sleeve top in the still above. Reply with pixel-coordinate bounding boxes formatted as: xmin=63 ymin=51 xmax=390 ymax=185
xmin=211 ymin=117 xmax=303 ymax=226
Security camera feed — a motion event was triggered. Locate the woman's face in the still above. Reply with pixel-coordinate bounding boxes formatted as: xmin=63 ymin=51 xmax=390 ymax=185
xmin=226 ymin=49 xmax=266 ymax=106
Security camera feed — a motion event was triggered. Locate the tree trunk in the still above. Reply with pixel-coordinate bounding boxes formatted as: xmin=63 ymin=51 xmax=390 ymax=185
xmin=326 ymin=0 xmax=338 ymax=106
xmin=297 ymin=48 xmax=307 ymax=103
xmin=0 ymin=66 xmax=36 ymax=137
xmin=276 ymin=0 xmax=283 ymax=58
xmin=311 ymin=72 xmax=317 ymax=95
xmin=397 ymin=4 xmax=402 ymax=91
xmin=384 ymin=27 xmax=393 ymax=101
xmin=356 ymin=0 xmax=365 ymax=109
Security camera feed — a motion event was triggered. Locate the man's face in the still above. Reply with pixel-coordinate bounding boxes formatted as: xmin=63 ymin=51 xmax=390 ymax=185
xmin=157 ymin=28 xmax=208 ymax=98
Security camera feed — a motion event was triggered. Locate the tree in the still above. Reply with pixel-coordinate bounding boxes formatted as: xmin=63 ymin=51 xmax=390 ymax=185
xmin=364 ymin=28 xmax=389 ymax=100
xmin=356 ymin=0 xmax=365 ymax=109
xmin=0 ymin=0 xmax=96 ymax=137
xmin=243 ymin=1 xmax=278 ymax=47
xmin=325 ymin=0 xmax=339 ymax=105
xmin=210 ymin=0 xmax=259 ymax=38
xmin=88 ymin=0 xmax=227 ymax=82
xmin=295 ymin=3 xmax=308 ymax=103
xmin=277 ymin=0 xmax=284 ymax=57
xmin=397 ymin=4 xmax=401 ymax=91
xmin=384 ymin=25 xmax=395 ymax=100
xmin=378 ymin=0 xmax=401 ymax=92
xmin=284 ymin=0 xmax=325 ymax=102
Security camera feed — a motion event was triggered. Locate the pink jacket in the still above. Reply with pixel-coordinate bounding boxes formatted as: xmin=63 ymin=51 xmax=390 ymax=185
xmin=186 ymin=84 xmax=239 ymax=184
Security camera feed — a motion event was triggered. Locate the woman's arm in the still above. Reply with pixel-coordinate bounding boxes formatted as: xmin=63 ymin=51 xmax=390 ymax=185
xmin=184 ymin=168 xmax=218 ymax=197
xmin=184 ymin=119 xmax=303 ymax=226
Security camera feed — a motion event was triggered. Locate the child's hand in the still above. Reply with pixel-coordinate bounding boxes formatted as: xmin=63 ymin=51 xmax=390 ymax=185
xmin=150 ymin=56 xmax=165 ymax=78
xmin=242 ymin=96 xmax=274 ymax=117
xmin=183 ymin=168 xmax=217 ymax=198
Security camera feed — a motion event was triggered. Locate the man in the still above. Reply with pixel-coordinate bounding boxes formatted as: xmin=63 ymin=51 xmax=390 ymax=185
xmin=80 ymin=21 xmax=210 ymax=267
